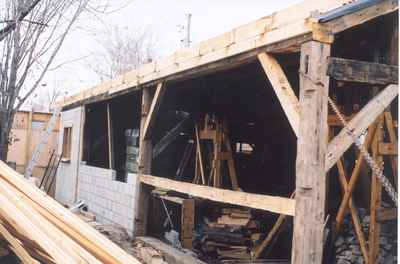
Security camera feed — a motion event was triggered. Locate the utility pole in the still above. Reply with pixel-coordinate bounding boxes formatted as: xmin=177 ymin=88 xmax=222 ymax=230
xmin=185 ymin=13 xmax=191 ymax=47
xmin=179 ymin=13 xmax=192 ymax=48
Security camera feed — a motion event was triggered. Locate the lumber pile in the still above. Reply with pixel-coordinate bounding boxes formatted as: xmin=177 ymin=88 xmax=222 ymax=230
xmin=198 ymin=207 xmax=262 ymax=260
xmin=0 ymin=161 xmax=140 ymax=264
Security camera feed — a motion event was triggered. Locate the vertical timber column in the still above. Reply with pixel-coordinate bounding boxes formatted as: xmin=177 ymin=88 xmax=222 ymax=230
xmin=292 ymin=41 xmax=331 ymax=264
xmin=135 ymin=87 xmax=153 ymax=236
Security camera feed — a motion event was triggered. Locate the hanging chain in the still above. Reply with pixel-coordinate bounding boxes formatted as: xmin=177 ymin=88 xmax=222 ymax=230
xmin=327 ymin=96 xmax=398 ymax=206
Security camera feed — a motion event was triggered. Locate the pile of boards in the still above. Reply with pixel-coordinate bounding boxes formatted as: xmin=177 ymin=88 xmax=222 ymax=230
xmin=199 ymin=207 xmax=262 ymax=260
xmin=0 ymin=161 xmax=140 ymax=264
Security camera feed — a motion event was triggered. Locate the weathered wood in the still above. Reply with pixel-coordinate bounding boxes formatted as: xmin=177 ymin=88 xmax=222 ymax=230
xmin=181 ymin=199 xmax=195 ymax=249
xmin=336 ymin=159 xmax=369 ymax=263
xmin=57 ymin=0 xmax=352 ymax=108
xmin=369 ymin=117 xmax=384 ymax=263
xmin=194 ymin=124 xmax=206 ymax=185
xmin=135 ymin=87 xmax=154 ymax=236
xmin=292 ymin=41 xmax=330 ymax=264
xmin=325 ymin=84 xmax=398 ymax=172
xmin=327 ymin=57 xmax=398 ymax=85
xmin=384 ymin=111 xmax=398 ymax=188
xmin=257 ymin=52 xmax=299 ymax=136
xmin=334 ymin=122 xmax=378 ymax=232
xmin=325 ymin=0 xmax=398 ymax=34
xmin=142 ymin=83 xmax=165 ymax=140
xmin=140 ymin=174 xmax=296 ymax=216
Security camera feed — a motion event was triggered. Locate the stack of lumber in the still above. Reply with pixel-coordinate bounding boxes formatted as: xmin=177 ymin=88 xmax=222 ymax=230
xmin=199 ymin=207 xmax=262 ymax=260
xmin=0 ymin=161 xmax=140 ymax=264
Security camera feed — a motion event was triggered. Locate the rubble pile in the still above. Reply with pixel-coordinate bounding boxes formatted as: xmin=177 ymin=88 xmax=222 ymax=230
xmin=334 ymin=207 xmax=397 ymax=264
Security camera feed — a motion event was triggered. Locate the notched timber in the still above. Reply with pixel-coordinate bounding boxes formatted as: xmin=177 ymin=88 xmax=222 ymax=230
xmin=327 ymin=57 xmax=398 ymax=85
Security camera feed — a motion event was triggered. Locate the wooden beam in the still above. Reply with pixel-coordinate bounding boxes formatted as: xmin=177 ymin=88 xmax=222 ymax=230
xmin=325 ymin=84 xmax=398 ymax=172
xmin=327 ymin=57 xmax=398 ymax=85
xmin=57 ymin=0 xmax=352 ymax=108
xmin=142 ymin=83 xmax=165 ymax=140
xmin=107 ymin=103 xmax=114 ymax=170
xmin=135 ymin=87 xmax=154 ymax=236
xmin=139 ymin=174 xmax=295 ymax=216
xmin=257 ymin=52 xmax=300 ymax=136
xmin=291 ymin=41 xmax=331 ymax=264
xmin=324 ymin=0 xmax=398 ymax=34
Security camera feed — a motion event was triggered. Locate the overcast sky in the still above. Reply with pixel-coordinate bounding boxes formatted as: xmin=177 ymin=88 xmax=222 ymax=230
xmin=34 ymin=0 xmax=301 ymax=105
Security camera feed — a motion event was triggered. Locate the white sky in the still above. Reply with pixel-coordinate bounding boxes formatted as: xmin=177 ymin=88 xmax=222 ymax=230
xmin=35 ymin=0 xmax=301 ymax=104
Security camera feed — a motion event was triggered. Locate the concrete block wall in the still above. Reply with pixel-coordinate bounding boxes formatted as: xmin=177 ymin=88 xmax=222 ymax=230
xmin=77 ymin=164 xmax=138 ymax=235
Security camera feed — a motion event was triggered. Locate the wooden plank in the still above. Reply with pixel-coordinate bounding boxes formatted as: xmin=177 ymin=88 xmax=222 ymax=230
xmin=291 ymin=41 xmax=330 ymax=264
xmin=107 ymin=103 xmax=114 ymax=169
xmin=140 ymin=174 xmax=296 ymax=216
xmin=0 ymin=177 xmax=102 ymax=264
xmin=257 ymin=52 xmax=299 ymax=136
xmin=0 ymin=191 xmax=75 ymax=264
xmin=327 ymin=57 xmax=398 ymax=85
xmin=142 ymin=83 xmax=165 ymax=140
xmin=0 ymin=163 xmax=140 ymax=263
xmin=0 ymin=221 xmax=40 ymax=264
xmin=181 ymin=199 xmax=195 ymax=249
xmin=135 ymin=87 xmax=154 ymax=236
xmin=325 ymin=84 xmax=398 ymax=172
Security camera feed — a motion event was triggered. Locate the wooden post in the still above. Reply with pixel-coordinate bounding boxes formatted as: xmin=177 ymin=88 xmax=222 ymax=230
xmin=135 ymin=87 xmax=154 ymax=236
xmin=106 ymin=103 xmax=114 ymax=170
xmin=291 ymin=41 xmax=330 ymax=264
xmin=368 ymin=116 xmax=384 ymax=263
xmin=181 ymin=199 xmax=195 ymax=249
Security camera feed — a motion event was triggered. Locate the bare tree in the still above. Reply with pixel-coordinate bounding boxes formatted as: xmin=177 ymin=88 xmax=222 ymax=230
xmin=0 ymin=0 xmax=89 ymax=160
xmin=89 ymin=25 xmax=157 ymax=82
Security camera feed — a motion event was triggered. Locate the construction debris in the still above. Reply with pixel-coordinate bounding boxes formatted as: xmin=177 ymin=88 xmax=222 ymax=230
xmin=197 ymin=207 xmax=262 ymax=261
xmin=0 ymin=161 xmax=140 ymax=264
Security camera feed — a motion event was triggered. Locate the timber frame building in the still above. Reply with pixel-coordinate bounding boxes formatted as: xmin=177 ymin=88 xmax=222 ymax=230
xmin=55 ymin=0 xmax=399 ymax=263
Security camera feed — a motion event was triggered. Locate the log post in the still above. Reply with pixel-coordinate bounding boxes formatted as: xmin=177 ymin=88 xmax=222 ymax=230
xmin=134 ymin=87 xmax=153 ymax=236
xmin=291 ymin=40 xmax=331 ymax=264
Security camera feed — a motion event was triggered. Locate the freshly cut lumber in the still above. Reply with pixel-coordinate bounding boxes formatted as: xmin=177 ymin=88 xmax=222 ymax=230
xmin=0 ymin=221 xmax=40 ymax=264
xmin=0 ymin=177 xmax=101 ymax=264
xmin=325 ymin=84 xmax=398 ymax=171
xmin=140 ymin=174 xmax=295 ymax=216
xmin=0 ymin=191 xmax=74 ymax=264
xmin=0 ymin=161 xmax=140 ymax=264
